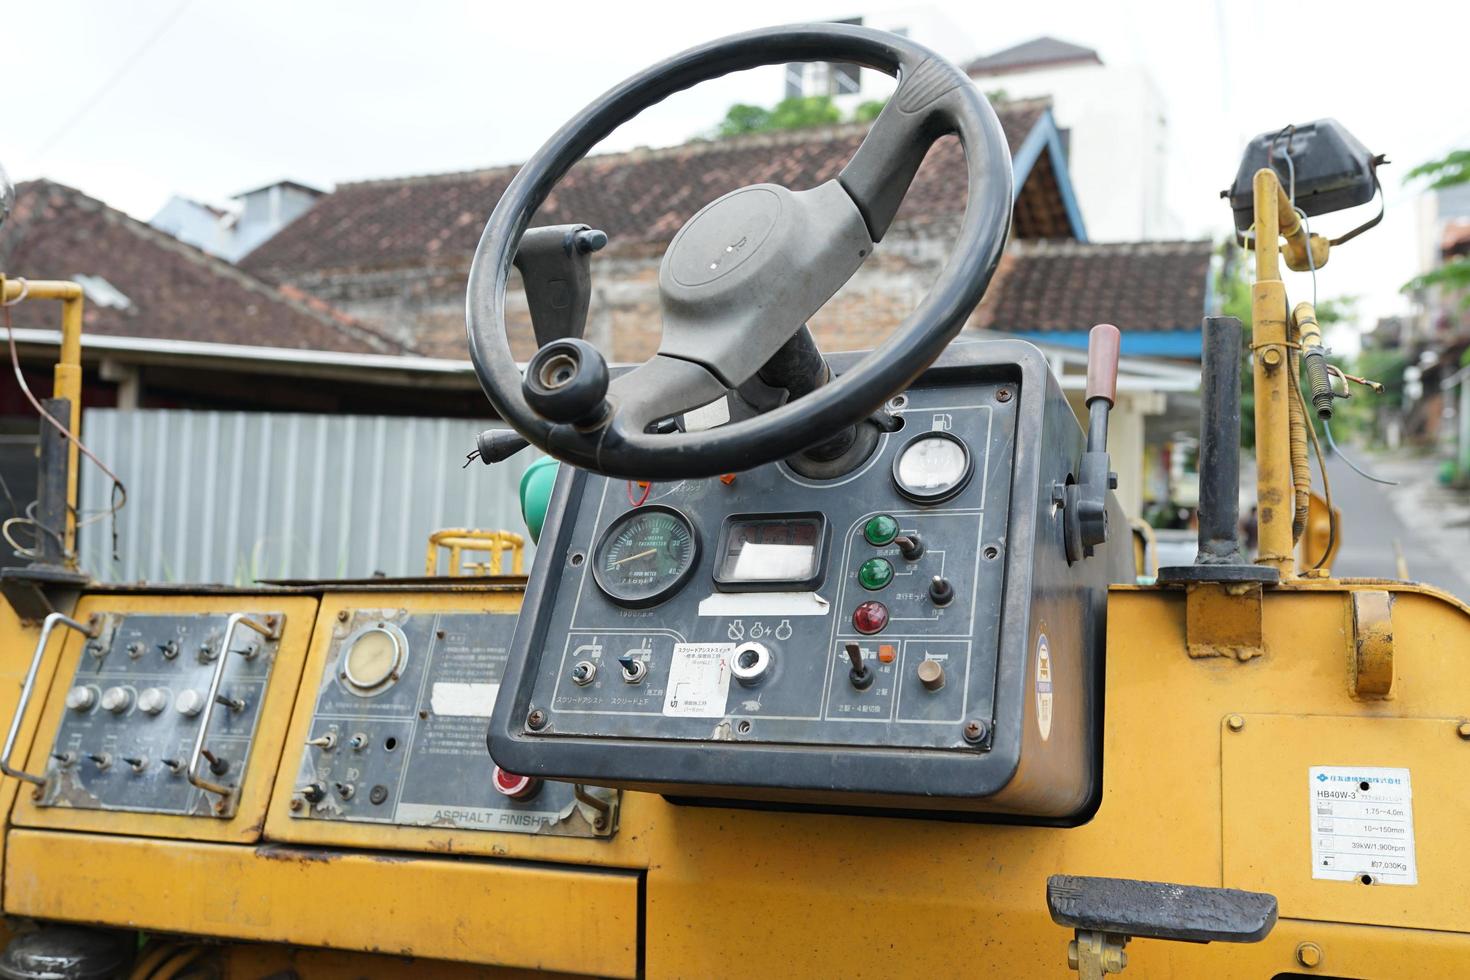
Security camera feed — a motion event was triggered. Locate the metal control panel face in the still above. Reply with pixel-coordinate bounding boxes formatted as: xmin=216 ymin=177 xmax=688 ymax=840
xmin=292 ymin=610 xmax=614 ymax=838
xmin=42 ymin=612 xmax=283 ymax=818
xmin=518 ymin=383 xmax=1016 ymax=753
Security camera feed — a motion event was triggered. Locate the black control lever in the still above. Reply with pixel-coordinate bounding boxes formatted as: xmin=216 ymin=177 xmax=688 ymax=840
xmin=470 ymin=225 xmax=607 ymax=468
xmin=513 ymin=224 xmax=608 ymax=348
xmin=1063 ymin=324 xmax=1120 ymax=563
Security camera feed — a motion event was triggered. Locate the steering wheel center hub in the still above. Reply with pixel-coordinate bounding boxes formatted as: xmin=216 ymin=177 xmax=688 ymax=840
xmin=667 ymin=186 xmax=782 ymax=287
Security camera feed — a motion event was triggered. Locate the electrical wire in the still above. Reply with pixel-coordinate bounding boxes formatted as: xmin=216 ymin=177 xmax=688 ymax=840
xmin=3 ymin=286 xmax=128 ymax=562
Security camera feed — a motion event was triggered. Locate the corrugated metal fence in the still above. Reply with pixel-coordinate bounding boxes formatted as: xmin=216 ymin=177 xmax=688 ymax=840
xmin=78 ymin=410 xmax=533 ymax=584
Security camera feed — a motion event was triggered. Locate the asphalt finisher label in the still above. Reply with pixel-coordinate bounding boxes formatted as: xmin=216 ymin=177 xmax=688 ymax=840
xmin=1308 ymin=766 xmax=1417 ymax=885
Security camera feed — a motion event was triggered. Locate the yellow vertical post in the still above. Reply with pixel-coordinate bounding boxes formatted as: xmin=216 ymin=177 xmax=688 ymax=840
xmin=1250 ymin=169 xmax=1295 ymax=577
xmin=1 ymin=278 xmax=85 ymax=568
xmin=54 ymin=291 xmax=85 ymax=567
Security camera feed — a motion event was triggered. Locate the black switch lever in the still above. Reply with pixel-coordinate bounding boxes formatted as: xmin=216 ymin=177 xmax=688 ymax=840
xmin=1063 ymin=324 xmax=1120 ymax=562
xmin=894 ymin=534 xmax=924 ymax=561
xmin=513 ymin=224 xmax=607 ymax=348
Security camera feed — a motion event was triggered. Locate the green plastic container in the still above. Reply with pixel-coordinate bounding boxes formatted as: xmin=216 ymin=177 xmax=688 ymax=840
xmin=519 ymin=455 xmax=560 ymax=544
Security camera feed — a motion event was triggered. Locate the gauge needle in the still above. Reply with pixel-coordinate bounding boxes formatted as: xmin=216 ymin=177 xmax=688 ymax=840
xmin=610 ymin=548 xmax=657 ymax=566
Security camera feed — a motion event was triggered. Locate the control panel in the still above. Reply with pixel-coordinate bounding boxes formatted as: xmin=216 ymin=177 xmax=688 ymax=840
xmin=288 ymin=607 xmax=615 ymax=838
xmin=38 ymin=611 xmax=283 ymax=819
xmin=491 ymin=342 xmax=1131 ymax=820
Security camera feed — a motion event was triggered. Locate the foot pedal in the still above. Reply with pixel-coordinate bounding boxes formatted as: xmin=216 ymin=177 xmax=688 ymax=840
xmin=1046 ymin=875 xmax=1277 ymax=977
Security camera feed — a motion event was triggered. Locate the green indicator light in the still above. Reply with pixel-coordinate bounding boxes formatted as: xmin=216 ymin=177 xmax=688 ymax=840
xmin=858 ymin=557 xmax=893 ymax=591
xmin=864 ymin=514 xmax=899 ymax=546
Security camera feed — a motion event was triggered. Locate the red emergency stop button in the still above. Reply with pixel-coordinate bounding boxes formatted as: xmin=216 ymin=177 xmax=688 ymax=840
xmin=493 ymin=765 xmax=542 ymax=800
xmin=852 ymin=600 xmax=889 ymax=635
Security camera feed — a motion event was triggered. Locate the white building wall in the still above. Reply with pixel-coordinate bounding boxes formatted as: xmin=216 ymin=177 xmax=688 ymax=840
xmin=970 ymin=63 xmax=1173 ymax=242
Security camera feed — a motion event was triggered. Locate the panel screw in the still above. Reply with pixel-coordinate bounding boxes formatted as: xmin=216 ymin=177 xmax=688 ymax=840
xmin=996 ymin=388 xmax=1012 ymax=402
xmin=527 ymin=709 xmax=547 ymax=731
xmin=1457 ymin=721 xmax=1470 ymax=741
xmin=1226 ymin=714 xmax=1245 ymax=732
xmin=963 ymin=720 xmax=988 ymax=744
xmin=289 ymin=798 xmax=303 ymax=812
xmin=1295 ymin=941 xmax=1323 ymax=968
xmin=337 ymin=609 xmax=350 ymax=622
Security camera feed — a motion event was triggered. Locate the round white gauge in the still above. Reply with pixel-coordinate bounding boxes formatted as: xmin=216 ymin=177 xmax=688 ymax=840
xmin=892 ymin=432 xmax=973 ymax=503
xmin=341 ymin=625 xmax=406 ymax=693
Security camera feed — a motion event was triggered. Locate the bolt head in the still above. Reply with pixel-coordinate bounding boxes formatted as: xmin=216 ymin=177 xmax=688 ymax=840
xmin=962 ymin=720 xmax=988 ymax=743
xmin=1295 ymin=941 xmax=1323 ymax=968
xmin=1227 ymin=714 xmax=1246 ymax=732
xmin=527 ymin=708 xmax=547 ymax=731
xmin=1458 ymin=722 xmax=1470 ymax=740
xmin=996 ymin=388 xmax=1012 ymax=402
xmin=1263 ymin=348 xmax=1283 ymax=367
xmin=337 ymin=609 xmax=350 ymax=622
xmin=289 ymin=797 xmax=303 ymax=812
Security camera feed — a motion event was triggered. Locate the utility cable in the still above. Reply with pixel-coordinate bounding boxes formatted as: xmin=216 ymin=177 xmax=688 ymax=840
xmin=3 ymin=285 xmax=128 ymax=562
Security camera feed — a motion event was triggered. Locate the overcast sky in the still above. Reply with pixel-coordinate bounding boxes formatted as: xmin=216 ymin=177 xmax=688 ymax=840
xmin=4 ymin=0 xmax=1467 ymax=338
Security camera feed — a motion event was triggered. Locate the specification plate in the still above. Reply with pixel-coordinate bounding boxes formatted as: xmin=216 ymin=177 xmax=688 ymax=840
xmin=1309 ymin=765 xmax=1417 ymax=886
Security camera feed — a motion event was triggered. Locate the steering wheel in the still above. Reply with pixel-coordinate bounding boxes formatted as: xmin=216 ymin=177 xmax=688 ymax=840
xmin=466 ymin=23 xmax=1013 ymax=480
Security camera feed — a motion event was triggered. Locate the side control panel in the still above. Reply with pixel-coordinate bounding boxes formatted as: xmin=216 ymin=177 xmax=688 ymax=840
xmin=290 ymin=609 xmax=615 ymax=838
xmin=40 ymin=612 xmax=284 ymax=818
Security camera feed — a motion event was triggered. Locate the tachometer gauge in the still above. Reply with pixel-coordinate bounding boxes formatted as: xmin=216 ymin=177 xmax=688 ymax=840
xmin=593 ymin=505 xmax=700 ymax=608
xmin=892 ymin=431 xmax=973 ymax=503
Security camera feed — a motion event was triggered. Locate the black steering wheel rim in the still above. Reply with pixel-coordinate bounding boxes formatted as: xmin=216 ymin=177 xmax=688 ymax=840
xmin=466 ymin=22 xmax=1012 ymax=480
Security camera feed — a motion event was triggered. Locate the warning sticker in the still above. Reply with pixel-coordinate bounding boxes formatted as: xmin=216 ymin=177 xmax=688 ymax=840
xmin=1035 ymin=633 xmax=1053 ymax=741
xmin=662 ymin=643 xmax=733 ymax=718
xmin=1309 ymin=766 xmax=1417 ymax=885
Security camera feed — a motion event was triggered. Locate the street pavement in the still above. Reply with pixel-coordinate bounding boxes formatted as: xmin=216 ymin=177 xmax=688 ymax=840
xmin=1323 ymin=448 xmax=1470 ymax=601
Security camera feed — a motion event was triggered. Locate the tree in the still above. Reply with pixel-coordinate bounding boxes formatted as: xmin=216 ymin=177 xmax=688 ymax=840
xmin=712 ymin=96 xmax=883 ymax=139
xmin=1402 ymin=148 xmax=1470 ymax=306
xmin=715 ymin=97 xmax=840 ymax=138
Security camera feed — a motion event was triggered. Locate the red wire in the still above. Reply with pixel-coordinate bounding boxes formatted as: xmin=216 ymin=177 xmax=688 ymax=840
xmin=626 ymin=480 xmax=651 ymax=507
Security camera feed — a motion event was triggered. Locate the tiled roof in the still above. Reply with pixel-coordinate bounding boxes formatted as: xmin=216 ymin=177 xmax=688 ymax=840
xmin=0 ymin=181 xmax=404 ymax=354
xmin=242 ymin=100 xmax=1062 ymax=279
xmin=964 ymin=37 xmax=1102 ymax=78
xmin=973 ymin=240 xmax=1214 ymax=334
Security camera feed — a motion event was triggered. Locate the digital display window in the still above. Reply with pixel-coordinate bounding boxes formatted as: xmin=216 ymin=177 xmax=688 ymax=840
xmin=714 ymin=513 xmax=827 ymax=591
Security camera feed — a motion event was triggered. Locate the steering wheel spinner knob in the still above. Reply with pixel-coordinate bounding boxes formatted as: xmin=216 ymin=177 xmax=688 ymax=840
xmin=523 ymin=338 xmax=610 ymax=425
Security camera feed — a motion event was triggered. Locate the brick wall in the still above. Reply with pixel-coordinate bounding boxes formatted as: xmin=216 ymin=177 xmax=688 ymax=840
xmin=282 ymin=219 xmax=968 ymax=363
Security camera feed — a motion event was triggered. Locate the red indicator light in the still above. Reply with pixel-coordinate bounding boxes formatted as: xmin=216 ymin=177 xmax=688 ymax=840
xmin=852 ymin=601 xmax=889 ymax=635
xmin=493 ymin=765 xmax=542 ymax=800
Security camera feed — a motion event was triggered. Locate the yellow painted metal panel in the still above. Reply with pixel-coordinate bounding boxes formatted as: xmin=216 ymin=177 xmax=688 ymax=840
xmin=262 ymin=589 xmax=653 ymax=868
xmin=1222 ymin=713 xmax=1470 ymax=932
xmin=6 ymin=584 xmax=1469 ymax=976
xmin=5 ymin=829 xmax=640 ymax=978
xmin=0 ymin=601 xmax=70 ymax=910
xmin=11 ymin=593 xmax=318 ymax=843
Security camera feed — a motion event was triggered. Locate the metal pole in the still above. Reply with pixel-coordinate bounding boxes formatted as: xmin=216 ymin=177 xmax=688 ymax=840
xmin=1196 ymin=317 xmax=1245 ymax=565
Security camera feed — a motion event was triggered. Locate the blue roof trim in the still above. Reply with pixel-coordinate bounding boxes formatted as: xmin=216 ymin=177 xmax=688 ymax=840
xmin=1010 ymin=329 xmax=1204 ymax=358
xmin=1009 ymin=109 xmax=1088 ymax=242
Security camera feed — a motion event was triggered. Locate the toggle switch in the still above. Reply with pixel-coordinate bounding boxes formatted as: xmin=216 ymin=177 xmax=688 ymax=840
xmin=894 ymin=534 xmax=924 ymax=561
xmin=123 ymin=755 xmax=148 ymax=774
xmin=298 ymin=782 xmax=327 ymax=804
xmin=215 ymin=693 xmax=246 ymax=713
xmin=618 ymin=655 xmax=648 ymax=684
xmin=845 ymin=643 xmax=875 ymax=691
xmin=201 ymin=749 xmax=229 ymax=776
xmin=51 ymin=751 xmax=78 ymax=769
xmin=161 ymin=758 xmax=184 ymax=775
xmin=158 ymin=640 xmax=180 ymax=660
xmin=87 ymin=753 xmax=112 ymax=771
xmin=928 ymin=575 xmax=955 ymax=607
xmin=307 ymin=732 xmax=337 ymax=750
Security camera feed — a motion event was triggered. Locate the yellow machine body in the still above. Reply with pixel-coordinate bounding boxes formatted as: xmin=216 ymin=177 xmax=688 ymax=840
xmin=3 ymin=580 xmax=1468 ymax=977
xmin=0 ymin=110 xmax=1461 ymax=979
